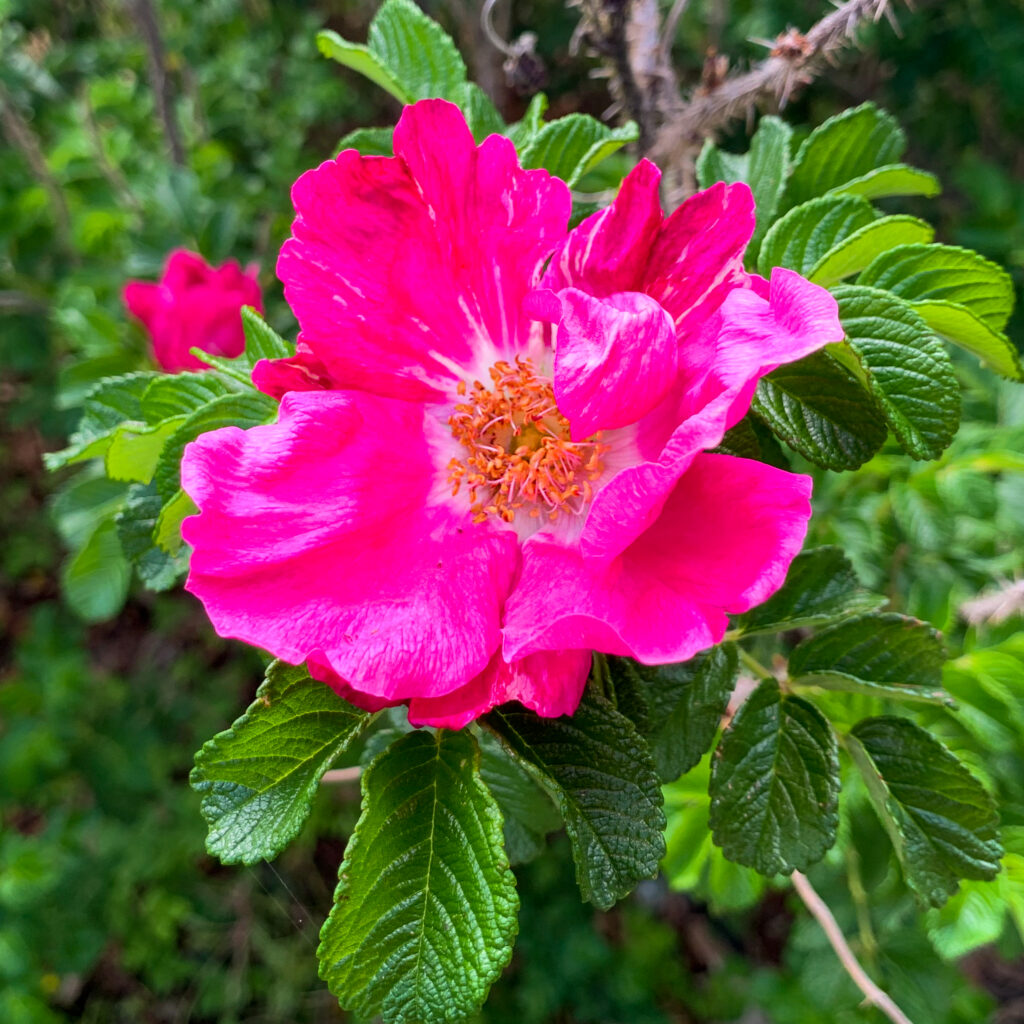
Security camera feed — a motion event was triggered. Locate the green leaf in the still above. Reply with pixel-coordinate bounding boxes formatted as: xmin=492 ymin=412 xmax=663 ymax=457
xmin=337 ymin=125 xmax=395 ymax=156
xmin=828 ymin=163 xmax=941 ymax=201
xmin=191 ymin=661 xmax=372 ymax=865
xmin=240 ymin=306 xmax=292 ymax=361
xmin=907 ymin=299 xmax=1024 ymax=381
xmin=833 ymin=285 xmax=960 ymax=460
xmin=316 ymin=30 xmax=409 ymax=103
xmin=788 ymin=612 xmax=951 ymax=706
xmin=52 ymin=471 xmax=128 ymax=550
xmin=709 ymin=678 xmax=839 ymax=875
xmin=858 ymin=243 xmax=1015 ymax=332
xmin=608 ymin=645 xmax=738 ymax=783
xmin=943 ymin=643 xmax=1024 ymax=755
xmin=61 ymin=518 xmax=131 ymax=623
xmin=808 ymin=216 xmax=934 ymax=287
xmin=783 ymin=103 xmax=905 ymax=208
xmin=506 ymin=92 xmax=548 ymax=150
xmin=45 ymin=372 xmax=160 ymax=469
xmin=695 ymin=141 xmax=747 ymax=190
xmin=116 ymin=482 xmax=189 ymax=591
xmin=713 ymin=415 xmax=790 ymax=469
xmin=485 ymin=689 xmax=665 ymax=909
xmin=367 ymin=0 xmax=467 ymax=101
xmin=141 ymin=372 xmax=241 ymax=423
xmin=477 ymin=730 xmax=561 ymax=865
xmin=520 ymin=114 xmax=639 ymax=186
xmin=847 ymin=716 xmax=1002 ymax=906
xmin=318 ymin=730 xmax=517 ymax=1023
xmin=697 ymin=116 xmax=792 ymax=255
xmin=453 ymin=81 xmax=505 ymax=141
xmin=757 ymin=195 xmax=876 ymax=277
xmin=153 ymin=392 xmax=278 ymax=501
xmin=925 ymin=877 xmax=1007 ymax=960
xmin=733 ymin=546 xmax=885 ymax=636
xmin=745 ymin=116 xmax=793 ymax=250
xmin=663 ymin=756 xmax=767 ymax=913
xmin=751 ymin=349 xmax=887 ymax=470
xmin=155 ymin=489 xmax=196 ymax=554
xmin=103 ymin=416 xmax=186 ymax=483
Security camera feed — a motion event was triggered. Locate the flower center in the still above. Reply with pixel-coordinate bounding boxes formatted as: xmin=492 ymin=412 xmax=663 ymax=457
xmin=447 ymin=357 xmax=607 ymax=525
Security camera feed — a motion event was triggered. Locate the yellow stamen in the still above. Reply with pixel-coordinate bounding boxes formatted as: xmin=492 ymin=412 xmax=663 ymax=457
xmin=448 ymin=357 xmax=606 ymax=525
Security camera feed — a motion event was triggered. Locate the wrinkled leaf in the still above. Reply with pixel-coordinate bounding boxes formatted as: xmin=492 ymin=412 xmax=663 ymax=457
xmin=783 ymin=103 xmax=905 ymax=208
xmin=828 ymin=163 xmax=941 ymax=201
xmin=609 ymin=645 xmax=738 ymax=782
xmin=318 ymin=730 xmax=517 ymax=1023
xmin=858 ymin=243 xmax=1014 ymax=332
xmin=520 ymin=114 xmax=638 ymax=186
xmin=191 ymin=662 xmax=371 ymax=864
xmin=709 ymin=678 xmax=839 ymax=875
xmin=733 ymin=546 xmax=885 ymax=636
xmin=485 ymin=689 xmax=665 ymax=909
xmin=758 ymin=195 xmax=876 ymax=277
xmin=752 ymin=349 xmax=887 ymax=470
xmin=847 ymin=716 xmax=1001 ymax=906
xmin=909 ymin=299 xmax=1024 ymax=381
xmin=808 ymin=216 xmax=934 ymax=287
xmin=789 ymin=612 xmax=950 ymax=706
xmin=834 ymin=285 xmax=960 ymax=460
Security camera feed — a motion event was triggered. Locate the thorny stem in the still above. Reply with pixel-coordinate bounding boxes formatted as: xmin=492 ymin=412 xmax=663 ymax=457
xmin=575 ymin=0 xmax=908 ymax=201
xmin=653 ymin=0 xmax=902 ymax=166
xmin=791 ymin=870 xmax=916 ymax=1024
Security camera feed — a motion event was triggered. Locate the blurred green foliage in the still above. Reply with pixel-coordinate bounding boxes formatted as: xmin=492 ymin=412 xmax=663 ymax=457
xmin=3 ymin=0 xmax=1024 ymax=1021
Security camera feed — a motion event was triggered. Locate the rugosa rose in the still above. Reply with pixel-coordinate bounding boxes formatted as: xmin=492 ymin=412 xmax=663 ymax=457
xmin=180 ymin=100 xmax=843 ymax=728
xmin=123 ymin=249 xmax=262 ymax=373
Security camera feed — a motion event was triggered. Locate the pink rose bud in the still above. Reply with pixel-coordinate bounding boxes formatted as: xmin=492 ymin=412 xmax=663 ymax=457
xmin=123 ymin=249 xmax=263 ymax=373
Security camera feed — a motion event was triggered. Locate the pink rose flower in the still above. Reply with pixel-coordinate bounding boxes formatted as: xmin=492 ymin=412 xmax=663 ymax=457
xmin=123 ymin=249 xmax=263 ymax=373
xmin=179 ymin=100 xmax=843 ymax=728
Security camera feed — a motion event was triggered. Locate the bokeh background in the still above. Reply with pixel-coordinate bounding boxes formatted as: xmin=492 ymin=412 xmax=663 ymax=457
xmin=3 ymin=1 xmax=1024 ymax=1021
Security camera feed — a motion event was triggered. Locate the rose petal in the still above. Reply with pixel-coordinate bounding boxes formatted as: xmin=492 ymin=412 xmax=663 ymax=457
xmin=502 ymin=533 xmax=726 ymax=665
xmin=644 ymin=181 xmax=755 ymax=343
xmin=504 ymin=454 xmax=812 ymax=663
xmin=406 ymin=648 xmax=592 ymax=728
xmin=181 ymin=389 xmax=518 ymax=700
xmin=542 ymin=159 xmax=664 ymax=296
xmin=547 ymin=288 xmax=678 ymax=439
xmin=277 ymin=99 xmax=570 ymax=401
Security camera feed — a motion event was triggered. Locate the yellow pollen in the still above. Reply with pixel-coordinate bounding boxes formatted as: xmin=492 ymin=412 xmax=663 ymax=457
xmin=448 ymin=357 xmax=607 ymax=525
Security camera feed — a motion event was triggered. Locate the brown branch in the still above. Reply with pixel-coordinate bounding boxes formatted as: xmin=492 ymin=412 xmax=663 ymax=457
xmin=652 ymin=0 xmax=899 ymax=165
xmin=127 ymin=0 xmax=185 ymax=166
xmin=791 ymin=871 xmax=916 ymax=1024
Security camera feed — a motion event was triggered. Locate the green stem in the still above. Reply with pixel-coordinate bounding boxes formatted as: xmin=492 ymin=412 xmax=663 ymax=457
xmin=845 ymin=842 xmax=880 ymax=973
xmin=738 ymin=647 xmax=774 ymax=681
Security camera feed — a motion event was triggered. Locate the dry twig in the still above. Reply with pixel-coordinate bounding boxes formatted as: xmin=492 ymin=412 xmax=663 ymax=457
xmin=791 ymin=870 xmax=916 ymax=1024
xmin=652 ymin=0 xmax=899 ymax=166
